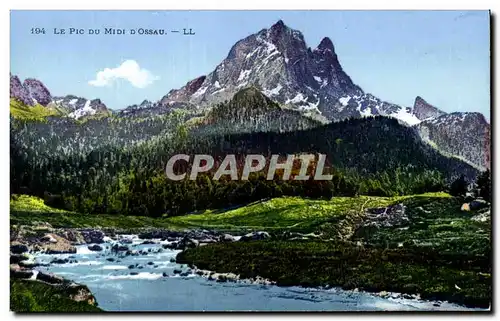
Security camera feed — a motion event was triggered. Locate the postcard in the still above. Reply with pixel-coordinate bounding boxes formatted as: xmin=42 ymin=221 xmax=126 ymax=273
xmin=9 ymin=10 xmax=491 ymax=312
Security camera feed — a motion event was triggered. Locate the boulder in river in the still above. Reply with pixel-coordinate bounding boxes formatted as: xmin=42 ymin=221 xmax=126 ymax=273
xmin=10 ymin=264 xmax=34 ymax=279
xmin=39 ymin=233 xmax=77 ymax=254
xmin=88 ymin=244 xmax=103 ymax=252
xmin=239 ymin=231 xmax=271 ymax=242
xmin=162 ymin=272 xmax=168 ymax=277
xmin=111 ymin=244 xmax=129 ymax=252
xmin=219 ymin=234 xmax=237 ymax=242
xmin=162 ymin=242 xmax=178 ymax=250
xmin=469 ymin=199 xmax=489 ymax=211
xmin=106 ymin=258 xmax=115 ymax=262
xmin=80 ymin=229 xmax=105 ymax=244
xmin=36 ymin=271 xmax=66 ymax=284
xmin=10 ymin=242 xmax=29 ymax=254
xmin=119 ymin=237 xmax=134 ymax=244
xmin=46 ymin=247 xmax=77 ymax=254
xmin=51 ymin=258 xmax=69 ymax=264
xmin=10 ymin=254 xmax=29 ymax=264
xmin=173 ymin=269 xmax=182 ymax=274
xmin=130 ymin=272 xmax=139 ymax=276
xmin=59 ymin=230 xmax=86 ymax=245
xmin=66 ymin=283 xmax=97 ymax=305
xmin=177 ymin=237 xmax=199 ymax=249
xmin=41 ymin=234 xmax=58 ymax=243
xmin=19 ymin=261 xmax=46 ymax=269
xmin=128 ymin=264 xmax=135 ymax=269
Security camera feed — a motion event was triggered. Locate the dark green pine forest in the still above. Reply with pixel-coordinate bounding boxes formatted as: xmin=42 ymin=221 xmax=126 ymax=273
xmin=10 ymin=88 xmax=481 ymax=217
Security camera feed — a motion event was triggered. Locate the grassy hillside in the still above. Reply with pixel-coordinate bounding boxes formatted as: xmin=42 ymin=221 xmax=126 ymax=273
xmin=11 ymin=192 xmax=461 ymax=233
xmin=167 ymin=193 xmax=449 ymax=231
xmin=354 ymin=195 xmax=490 ymax=255
xmin=10 ymin=279 xmax=102 ymax=312
xmin=10 ymin=195 xmax=182 ymax=229
xmin=10 ymin=99 xmax=61 ymax=121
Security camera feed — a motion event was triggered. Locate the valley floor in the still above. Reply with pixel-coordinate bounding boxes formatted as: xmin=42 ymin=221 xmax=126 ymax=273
xmin=9 ymin=192 xmax=491 ymax=311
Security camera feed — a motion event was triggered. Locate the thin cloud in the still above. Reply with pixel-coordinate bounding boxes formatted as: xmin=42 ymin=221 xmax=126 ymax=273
xmin=89 ymin=60 xmax=159 ymax=88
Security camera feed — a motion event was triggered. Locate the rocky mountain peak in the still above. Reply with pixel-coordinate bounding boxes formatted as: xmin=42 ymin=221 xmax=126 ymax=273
xmin=10 ymin=74 xmax=52 ymax=106
xmin=316 ymin=37 xmax=335 ymax=53
xmin=412 ymin=96 xmax=446 ymax=120
xmin=23 ymin=78 xmax=52 ymax=106
xmin=270 ymin=19 xmax=286 ymax=31
xmin=158 ymin=20 xmax=363 ymax=119
xmin=10 ymin=74 xmax=33 ymax=106
xmin=160 ymin=75 xmax=206 ymax=105
xmin=417 ymin=111 xmax=490 ymax=170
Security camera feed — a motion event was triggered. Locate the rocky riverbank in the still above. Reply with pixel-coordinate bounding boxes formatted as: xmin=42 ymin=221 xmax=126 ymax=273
xmin=10 ymin=257 xmax=100 ymax=312
xmin=11 ymin=222 xmax=318 ymax=255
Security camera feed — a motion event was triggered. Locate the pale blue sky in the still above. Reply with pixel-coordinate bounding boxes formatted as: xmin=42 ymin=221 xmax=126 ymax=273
xmin=11 ymin=10 xmax=490 ymax=118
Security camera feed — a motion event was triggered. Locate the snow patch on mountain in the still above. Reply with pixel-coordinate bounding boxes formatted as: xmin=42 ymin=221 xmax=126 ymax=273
xmin=339 ymin=96 xmax=351 ymax=106
xmin=69 ymin=100 xmax=97 ymax=119
xmin=286 ymin=93 xmax=307 ymax=104
xmin=238 ymin=69 xmax=252 ymax=82
xmin=390 ymin=108 xmax=421 ymax=126
xmin=263 ymin=84 xmax=283 ymax=97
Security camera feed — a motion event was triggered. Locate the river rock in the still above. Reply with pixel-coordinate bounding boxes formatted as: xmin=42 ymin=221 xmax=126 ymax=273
xmin=219 ymin=234 xmax=237 ymax=242
xmin=130 ymin=272 xmax=139 ymax=276
xmin=36 ymin=271 xmax=66 ymax=284
xmin=59 ymin=230 xmax=86 ymax=245
xmin=19 ymin=261 xmax=46 ymax=269
xmin=162 ymin=272 xmax=168 ymax=277
xmin=173 ymin=269 xmax=182 ymax=274
xmin=65 ymin=283 xmax=97 ymax=305
xmin=469 ymin=199 xmax=489 ymax=211
xmin=378 ymin=291 xmax=389 ymax=297
xmin=111 ymin=244 xmax=129 ymax=252
xmin=51 ymin=258 xmax=69 ymax=264
xmin=88 ymin=244 xmax=103 ymax=252
xmin=10 ymin=254 xmax=29 ymax=264
xmin=240 ymin=231 xmax=271 ymax=242
xmin=80 ymin=229 xmax=105 ymax=244
xmin=10 ymin=242 xmax=29 ymax=254
xmin=163 ymin=242 xmax=178 ymax=250
xmin=41 ymin=234 xmax=58 ymax=243
xmin=39 ymin=233 xmax=77 ymax=254
xmin=10 ymin=264 xmax=34 ymax=279
xmin=177 ymin=237 xmax=199 ymax=249
xmin=119 ymin=237 xmax=134 ymax=244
